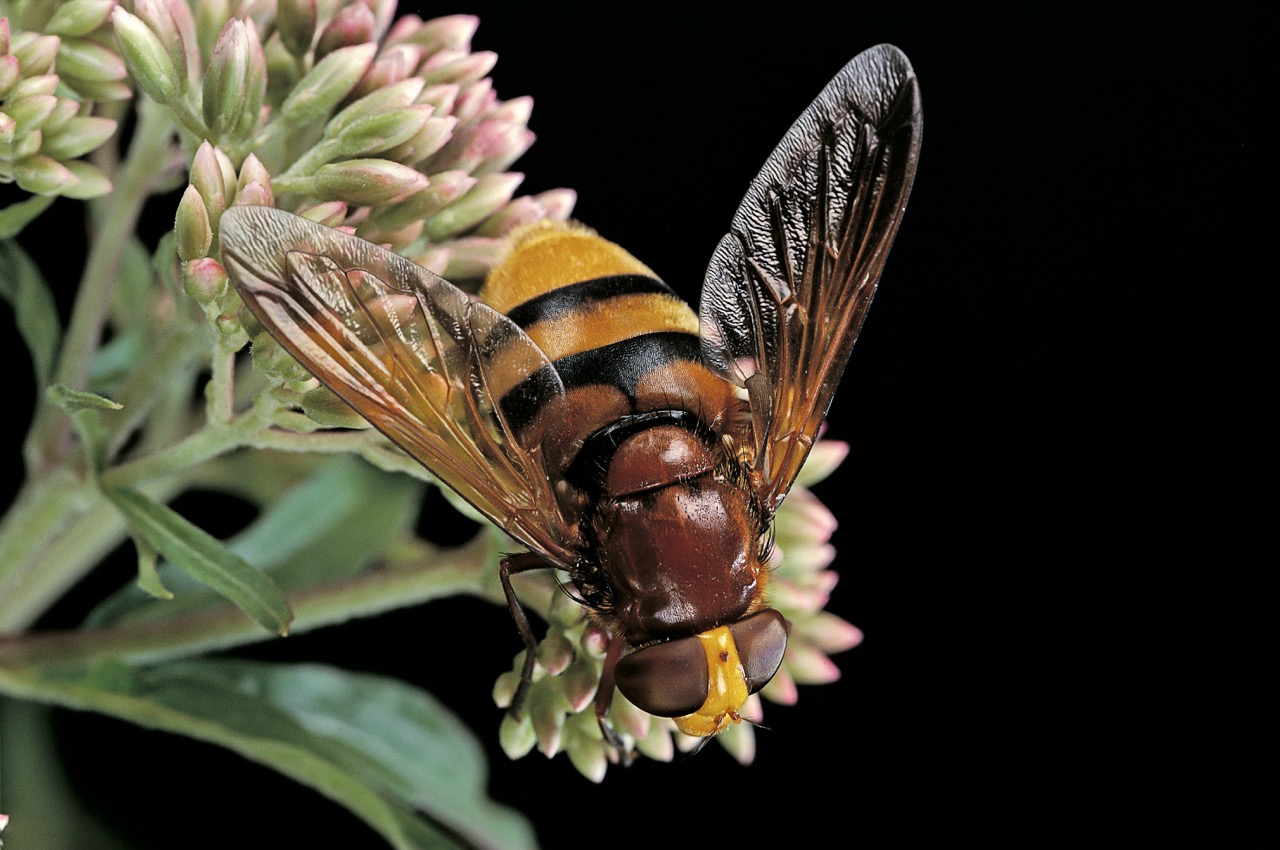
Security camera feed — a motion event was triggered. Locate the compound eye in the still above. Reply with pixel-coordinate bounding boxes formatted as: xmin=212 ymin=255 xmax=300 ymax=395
xmin=614 ymin=636 xmax=709 ymax=717
xmin=730 ymin=609 xmax=789 ymax=693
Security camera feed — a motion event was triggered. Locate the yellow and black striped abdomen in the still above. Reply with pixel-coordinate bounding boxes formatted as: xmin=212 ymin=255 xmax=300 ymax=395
xmin=482 ymin=222 xmax=739 ymax=473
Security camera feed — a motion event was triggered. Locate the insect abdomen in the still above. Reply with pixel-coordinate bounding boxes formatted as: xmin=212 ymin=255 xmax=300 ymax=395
xmin=483 ymin=223 xmax=739 ymax=469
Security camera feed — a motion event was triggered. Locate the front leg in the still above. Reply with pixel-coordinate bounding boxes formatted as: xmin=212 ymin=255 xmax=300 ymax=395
xmin=499 ymin=551 xmax=558 ymax=719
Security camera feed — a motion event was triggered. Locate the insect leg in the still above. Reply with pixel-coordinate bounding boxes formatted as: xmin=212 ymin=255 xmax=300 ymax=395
xmin=499 ymin=551 xmax=559 ymax=718
xmin=594 ymin=632 xmax=635 ymax=764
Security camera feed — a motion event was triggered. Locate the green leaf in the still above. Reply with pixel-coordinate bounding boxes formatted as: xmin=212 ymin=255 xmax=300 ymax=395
xmin=0 ymin=240 xmax=61 ymax=392
xmin=88 ymin=457 xmax=422 ymax=627
xmin=46 ymin=383 xmax=123 ymax=471
xmin=104 ymin=487 xmax=294 ymax=635
xmin=132 ymin=534 xmax=174 ymax=600
xmin=0 ymin=195 xmax=55 ymax=237
xmin=0 ymin=660 xmax=535 ymax=850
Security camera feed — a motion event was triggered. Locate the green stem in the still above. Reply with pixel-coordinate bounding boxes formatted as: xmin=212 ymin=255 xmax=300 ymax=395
xmin=26 ymin=98 xmax=179 ymax=475
xmin=0 ymin=534 xmax=493 ymax=671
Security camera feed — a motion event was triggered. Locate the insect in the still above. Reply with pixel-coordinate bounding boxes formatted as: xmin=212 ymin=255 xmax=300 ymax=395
xmin=220 ymin=43 xmax=921 ymax=748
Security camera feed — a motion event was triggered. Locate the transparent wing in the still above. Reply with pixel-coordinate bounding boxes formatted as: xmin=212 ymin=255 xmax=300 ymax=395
xmin=220 ymin=205 xmax=577 ymax=564
xmin=699 ymin=44 xmax=922 ymax=511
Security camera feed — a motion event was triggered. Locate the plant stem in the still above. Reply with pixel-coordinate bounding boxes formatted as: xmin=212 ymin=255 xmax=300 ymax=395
xmin=25 ymin=98 xmax=178 ymax=475
xmin=0 ymin=534 xmax=493 ymax=671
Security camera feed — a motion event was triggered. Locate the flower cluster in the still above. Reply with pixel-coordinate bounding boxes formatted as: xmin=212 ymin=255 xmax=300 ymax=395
xmin=0 ymin=6 xmax=120 ymax=199
xmin=493 ymin=440 xmax=863 ymax=781
xmin=153 ymin=3 xmax=573 ymax=321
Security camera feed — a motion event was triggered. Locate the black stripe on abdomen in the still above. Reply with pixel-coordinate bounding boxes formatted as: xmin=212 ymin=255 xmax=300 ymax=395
xmin=504 ymin=274 xmax=677 ymax=328
xmin=497 ymin=331 xmax=703 ymax=434
xmin=552 ymin=331 xmax=702 ymax=398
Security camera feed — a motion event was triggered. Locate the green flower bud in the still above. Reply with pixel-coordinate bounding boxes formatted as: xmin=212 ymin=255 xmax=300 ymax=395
xmin=52 ymin=38 xmax=127 ymax=83
xmin=12 ymin=129 xmax=41 ymax=160
xmin=386 ymin=14 xmax=477 ymax=55
xmin=189 ymin=141 xmax=237 ymax=223
xmin=475 ymin=196 xmax=543 ymax=237
xmin=423 ymin=172 xmax=522 ymax=241
xmin=39 ymin=115 xmax=117 ymax=160
xmin=40 ymin=97 xmax=82 ymax=135
xmin=315 ymin=3 xmax=375 ymax=58
xmin=175 ymin=184 xmax=213 ymax=261
xmin=58 ymin=160 xmax=112 ymax=199
xmin=420 ymin=50 xmax=497 ymax=88
xmin=45 ymin=0 xmax=118 ymax=38
xmin=326 ymin=78 xmax=426 ymax=136
xmin=0 ymin=56 xmax=19 ymax=99
xmin=312 ymin=158 xmax=428 ymax=205
xmin=11 ymin=73 xmax=59 ymax=100
xmin=279 ymin=42 xmax=376 ymax=126
xmin=296 ymin=200 xmax=348 ymax=226
xmin=181 ymin=257 xmax=229 ymax=305
xmin=0 ymin=113 xmax=15 ymax=145
xmin=349 ymin=44 xmax=422 ymax=100
xmin=499 ymin=712 xmax=537 ymax=761
xmin=56 ymin=75 xmax=132 ymax=102
xmin=236 ymin=152 xmax=272 ymax=194
xmin=202 ymin=19 xmax=248 ymax=139
xmin=438 ymin=237 xmax=504 ymax=280
xmin=238 ymin=18 xmax=267 ymax=138
xmin=0 ymin=18 xmax=10 ymax=56
xmin=7 ymin=95 xmax=57 ymax=137
xmin=251 ymin=331 xmax=309 ymax=382
xmin=232 ymin=179 xmax=272 ymax=207
xmin=13 ymin=34 xmax=61 ymax=77
xmin=193 ymin=0 xmax=230 ymax=60
xmin=13 ymin=154 xmax=78 ymax=196
xmin=334 ymin=103 xmax=433 ymax=158
xmin=111 ymin=7 xmax=178 ymax=103
xmin=381 ymin=114 xmax=456 ymax=166
xmin=276 ymin=0 xmax=318 ymax=57
xmin=132 ymin=0 xmax=191 ymax=91
xmin=370 ymin=168 xmax=473 ymax=232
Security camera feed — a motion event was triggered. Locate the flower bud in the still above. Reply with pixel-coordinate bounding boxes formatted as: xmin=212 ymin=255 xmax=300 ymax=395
xmin=420 ymin=49 xmax=497 ymax=88
xmin=111 ymin=7 xmax=178 ymax=103
xmin=40 ymin=115 xmax=117 ymax=160
xmin=236 ymin=153 xmax=272 ymax=194
xmin=315 ymin=3 xmax=375 ymax=58
xmin=0 ymin=56 xmax=19 ymax=99
xmin=296 ymin=200 xmax=348 ymax=226
xmin=499 ymin=712 xmax=536 ymax=761
xmin=11 ymin=127 xmax=41 ymax=159
xmin=181 ymin=257 xmax=228 ymax=304
xmin=193 ymin=0 xmax=230 ymax=59
xmin=11 ymin=73 xmax=59 ymax=99
xmin=0 ymin=17 xmax=10 ymax=55
xmin=202 ymin=19 xmax=248 ymax=138
xmin=59 ymin=160 xmax=112 ymax=199
xmin=334 ymin=103 xmax=433 ymax=158
xmin=175 ymin=185 xmax=213 ymax=261
xmin=45 ymin=0 xmax=118 ymax=38
xmin=381 ymin=114 xmax=455 ymax=166
xmin=350 ymin=43 xmax=421 ymax=99
xmin=423 ymin=172 xmax=522 ymax=241
xmin=7 ymin=95 xmax=57 ymax=137
xmin=370 ymin=169 xmax=473 ymax=231
xmin=52 ymin=38 xmax=127 ymax=84
xmin=279 ymin=42 xmax=376 ymax=126
xmin=41 ymin=97 xmax=82 ymax=135
xmin=475 ymin=196 xmax=544 ymax=238
xmin=534 ymin=188 xmax=577 ymax=221
xmin=300 ymin=385 xmax=370 ymax=429
xmin=233 ymin=179 xmax=273 ymax=207
xmin=13 ymin=34 xmax=60 ymax=77
xmin=312 ymin=158 xmax=428 ymax=205
xmin=276 ymin=0 xmax=317 ymax=57
xmin=132 ymin=0 xmax=191 ymax=91
xmin=13 ymin=154 xmax=79 ymax=196
xmin=327 ymin=78 xmax=426 ymax=136
xmin=190 ymin=141 xmax=232 ymax=219
xmin=387 ymin=15 xmax=477 ymax=56
xmin=0 ymin=113 xmax=15 ymax=146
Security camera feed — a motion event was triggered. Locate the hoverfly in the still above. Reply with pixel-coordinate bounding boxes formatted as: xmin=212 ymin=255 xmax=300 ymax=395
xmin=220 ymin=43 xmax=921 ymax=748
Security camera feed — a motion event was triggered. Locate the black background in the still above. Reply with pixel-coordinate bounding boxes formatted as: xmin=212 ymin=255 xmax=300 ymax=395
xmin=1 ymin=0 xmax=1263 ymax=846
